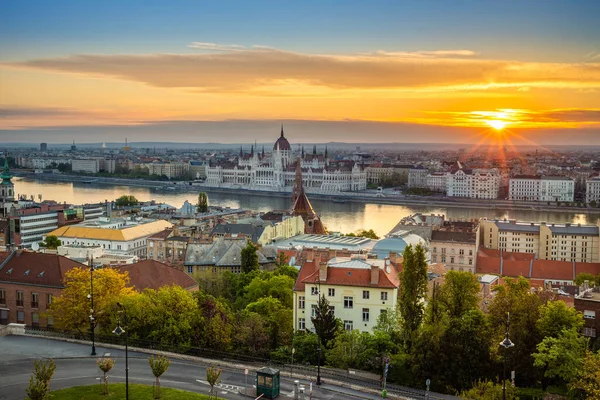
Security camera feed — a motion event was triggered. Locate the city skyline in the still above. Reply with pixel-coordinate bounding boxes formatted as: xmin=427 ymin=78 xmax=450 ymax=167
xmin=1 ymin=0 xmax=599 ymax=145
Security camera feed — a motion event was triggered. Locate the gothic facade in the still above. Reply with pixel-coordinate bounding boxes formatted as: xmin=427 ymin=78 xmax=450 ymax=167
xmin=205 ymin=127 xmax=367 ymax=192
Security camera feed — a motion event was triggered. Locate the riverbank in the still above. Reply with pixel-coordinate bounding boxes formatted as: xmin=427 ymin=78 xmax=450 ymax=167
xmin=19 ymin=172 xmax=600 ymax=215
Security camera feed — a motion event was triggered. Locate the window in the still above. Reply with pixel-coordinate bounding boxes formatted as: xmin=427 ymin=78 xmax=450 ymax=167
xmin=344 ymin=296 xmax=354 ymax=309
xmin=469 ymin=258 xmax=473 ymax=265
xmin=16 ymin=291 xmax=24 ymax=307
xmin=32 ymin=313 xmax=39 ymax=328
xmin=459 ymin=249 xmax=464 ymax=255
xmin=362 ymin=290 xmax=370 ymax=299
xmin=187 ymin=266 xmax=193 ymax=274
xmin=344 ymin=320 xmax=353 ymax=331
xmin=299 ymin=296 xmax=305 ymax=309
xmin=298 ymin=318 xmax=306 ymax=331
xmin=329 ymin=306 xmax=335 ymax=316
xmin=328 ymin=288 xmax=335 ymax=297
xmin=0 ymin=288 xmax=5 ymax=305
xmin=311 ymin=305 xmax=317 ymax=318
xmin=362 ymin=308 xmax=370 ymax=322
xmin=584 ymin=310 xmax=596 ymax=320
xmin=311 ymin=286 xmax=318 ymax=296
xmin=583 ymin=327 xmax=596 ymax=338
xmin=17 ymin=310 xmax=24 ymax=323
xmin=31 ymin=293 xmax=39 ymax=309
xmin=450 ymin=257 xmax=455 ymax=264
xmin=441 ymin=248 xmax=446 ymax=254
xmin=47 ymin=316 xmax=54 ymax=328
xmin=381 ymin=292 xmax=388 ymax=301
xmin=47 ymin=293 xmax=53 ymax=306
xmin=432 ymin=247 xmax=437 ymax=253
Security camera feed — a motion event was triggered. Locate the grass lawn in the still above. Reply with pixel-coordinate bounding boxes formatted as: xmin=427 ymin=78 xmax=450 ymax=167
xmin=48 ymin=383 xmax=216 ymax=399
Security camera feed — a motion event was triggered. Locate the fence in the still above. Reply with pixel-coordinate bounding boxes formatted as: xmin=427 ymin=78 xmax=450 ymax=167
xmin=23 ymin=326 xmax=455 ymax=400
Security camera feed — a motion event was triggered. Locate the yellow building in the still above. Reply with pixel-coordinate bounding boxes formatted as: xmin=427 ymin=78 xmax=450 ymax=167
xmin=293 ymin=253 xmax=400 ymax=333
xmin=480 ymin=219 xmax=600 ymax=263
xmin=257 ymin=216 xmax=305 ymax=245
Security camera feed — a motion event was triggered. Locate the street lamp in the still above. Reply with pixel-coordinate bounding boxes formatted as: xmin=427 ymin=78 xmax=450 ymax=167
xmin=499 ymin=312 xmax=515 ymax=400
xmin=87 ymin=257 xmax=96 ymax=356
xmin=313 ymin=275 xmax=323 ymax=386
xmin=113 ymin=302 xmax=129 ymax=400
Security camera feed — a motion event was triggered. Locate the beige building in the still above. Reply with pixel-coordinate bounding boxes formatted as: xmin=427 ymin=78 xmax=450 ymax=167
xmin=480 ymin=219 xmax=600 ymax=263
xmin=365 ymin=164 xmax=412 ymax=185
xmin=293 ymin=253 xmax=400 ymax=333
xmin=258 ymin=216 xmax=305 ymax=245
xmin=430 ymin=221 xmax=480 ymax=273
xmin=146 ymin=228 xmax=189 ymax=265
xmin=587 ymin=176 xmax=600 ymax=204
xmin=408 ymin=168 xmax=428 ymax=189
xmin=144 ymin=162 xmax=190 ymax=179
xmin=72 ymin=159 xmax=100 ymax=173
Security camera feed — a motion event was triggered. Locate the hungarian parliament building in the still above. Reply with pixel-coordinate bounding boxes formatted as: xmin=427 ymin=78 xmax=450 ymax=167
xmin=205 ymin=128 xmax=367 ymax=192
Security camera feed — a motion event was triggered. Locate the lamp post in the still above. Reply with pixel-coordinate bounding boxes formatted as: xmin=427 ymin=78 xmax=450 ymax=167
xmin=87 ymin=257 xmax=96 ymax=356
xmin=313 ymin=275 xmax=323 ymax=386
xmin=113 ymin=302 xmax=129 ymax=400
xmin=499 ymin=312 xmax=514 ymax=400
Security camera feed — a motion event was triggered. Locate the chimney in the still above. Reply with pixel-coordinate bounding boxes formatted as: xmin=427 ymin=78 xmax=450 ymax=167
xmin=317 ymin=254 xmax=327 ymax=281
xmin=371 ymin=265 xmax=380 ymax=285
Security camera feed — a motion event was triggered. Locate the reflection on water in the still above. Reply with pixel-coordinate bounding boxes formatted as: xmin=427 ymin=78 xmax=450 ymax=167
xmin=14 ymin=178 xmax=599 ymax=237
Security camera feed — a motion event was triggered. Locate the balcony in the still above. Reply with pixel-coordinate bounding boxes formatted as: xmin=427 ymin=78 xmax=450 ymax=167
xmin=16 ymin=300 xmax=24 ymax=307
xmin=31 ymin=301 xmax=39 ymax=309
xmin=0 ymin=298 xmax=5 ymax=305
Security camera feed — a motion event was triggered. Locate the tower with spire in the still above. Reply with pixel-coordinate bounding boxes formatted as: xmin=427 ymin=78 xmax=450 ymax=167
xmin=1 ymin=157 xmax=15 ymax=217
xmin=291 ymin=158 xmax=327 ymax=234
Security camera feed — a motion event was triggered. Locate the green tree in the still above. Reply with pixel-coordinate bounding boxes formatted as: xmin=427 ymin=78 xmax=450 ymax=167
xmin=590 ymin=200 xmax=597 ymax=208
xmin=460 ymin=379 xmax=518 ymax=400
xmin=115 ymin=195 xmax=138 ymax=207
xmin=245 ymin=296 xmax=293 ymax=350
xmin=536 ymin=300 xmax=584 ymax=339
xmin=148 ymin=355 xmax=171 ymax=399
xmin=440 ymin=270 xmax=481 ymax=319
xmin=274 ymin=265 xmax=299 ymax=280
xmin=275 ymin=252 xmax=288 ymax=267
xmin=39 ymin=235 xmax=61 ymax=249
xmin=96 ymin=358 xmax=114 ymax=395
xmin=235 ymin=311 xmax=270 ymax=356
xmin=197 ymin=192 xmax=209 ymax=213
xmin=311 ymin=293 xmax=339 ymax=348
xmin=574 ymin=273 xmax=597 ymax=287
xmin=240 ymin=241 xmax=260 ymax=273
xmin=533 ymin=328 xmax=587 ymax=389
xmin=570 ymin=350 xmax=600 ymax=399
xmin=346 ymin=229 xmax=380 ymax=239
xmin=26 ymin=359 xmax=56 ymax=400
xmin=398 ymin=244 xmax=428 ymax=349
xmin=242 ymin=274 xmax=295 ymax=309
xmin=206 ymin=366 xmax=222 ymax=399
xmin=326 ymin=330 xmax=374 ymax=370
xmin=195 ymin=292 xmax=234 ymax=351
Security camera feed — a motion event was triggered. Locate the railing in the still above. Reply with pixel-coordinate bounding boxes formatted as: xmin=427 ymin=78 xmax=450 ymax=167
xmin=16 ymin=300 xmax=24 ymax=307
xmin=0 ymin=298 xmax=5 ymax=305
xmin=23 ymin=326 xmax=455 ymax=400
xmin=31 ymin=302 xmax=39 ymax=309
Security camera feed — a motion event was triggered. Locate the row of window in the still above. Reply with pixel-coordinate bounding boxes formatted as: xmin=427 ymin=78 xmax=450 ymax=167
xmin=0 ymin=289 xmax=53 ymax=309
xmin=298 ymin=309 xmax=388 ymax=331
xmin=432 ymin=248 xmax=473 ymax=256
xmin=302 ymin=290 xmax=388 ymax=307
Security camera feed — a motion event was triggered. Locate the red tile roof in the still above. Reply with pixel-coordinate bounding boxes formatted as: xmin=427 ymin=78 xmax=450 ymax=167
xmin=148 ymin=229 xmax=173 ymax=240
xmin=294 ymin=260 xmax=399 ymax=291
xmin=0 ymin=250 xmax=85 ymax=287
xmin=116 ymin=260 xmax=198 ymax=291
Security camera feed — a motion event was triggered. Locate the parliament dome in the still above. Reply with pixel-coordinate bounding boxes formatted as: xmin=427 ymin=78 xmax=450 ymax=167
xmin=273 ymin=126 xmax=291 ymax=151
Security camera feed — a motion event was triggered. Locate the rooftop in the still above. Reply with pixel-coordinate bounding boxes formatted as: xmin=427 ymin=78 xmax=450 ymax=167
xmin=48 ymin=219 xmax=173 ymax=242
xmin=117 ymin=260 xmax=198 ymax=291
xmin=0 ymin=250 xmax=85 ymax=287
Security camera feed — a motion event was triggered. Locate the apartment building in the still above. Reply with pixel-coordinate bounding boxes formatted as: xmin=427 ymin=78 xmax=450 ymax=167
xmin=446 ymin=168 xmax=500 ymax=199
xmin=587 ymin=176 xmax=600 ymax=204
xmin=408 ymin=168 xmax=428 ymax=189
xmin=575 ymin=289 xmax=600 ymax=339
xmin=293 ymin=253 xmax=399 ymax=333
xmin=0 ymin=250 xmax=84 ymax=327
xmin=144 ymin=162 xmax=190 ymax=179
xmin=426 ymin=173 xmax=447 ymax=193
xmin=540 ymin=177 xmax=574 ymax=202
xmin=430 ymin=221 xmax=480 ymax=273
xmin=480 ymin=219 xmax=600 ymax=263
xmin=72 ymin=159 xmax=100 ymax=173
xmin=509 ymin=175 xmax=542 ymax=201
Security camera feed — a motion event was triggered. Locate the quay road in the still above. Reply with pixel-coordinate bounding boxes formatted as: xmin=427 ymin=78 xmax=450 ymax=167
xmin=0 ymin=335 xmax=400 ymax=400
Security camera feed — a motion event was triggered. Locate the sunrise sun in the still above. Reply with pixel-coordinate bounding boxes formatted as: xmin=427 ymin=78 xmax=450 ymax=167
xmin=486 ymin=119 xmax=507 ymax=131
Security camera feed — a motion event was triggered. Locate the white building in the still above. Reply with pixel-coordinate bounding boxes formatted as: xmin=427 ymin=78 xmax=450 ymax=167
xmin=72 ymin=159 xmax=100 ymax=173
xmin=45 ymin=217 xmax=172 ymax=258
xmin=205 ymin=128 xmax=367 ymax=192
xmin=408 ymin=168 xmax=428 ymax=189
xmin=446 ymin=168 xmax=500 ymax=199
xmin=587 ymin=176 xmax=600 ymax=204
xmin=293 ymin=254 xmax=400 ymax=333
xmin=509 ymin=175 xmax=574 ymax=203
xmin=509 ymin=175 xmax=541 ymax=201
xmin=426 ymin=173 xmax=447 ymax=193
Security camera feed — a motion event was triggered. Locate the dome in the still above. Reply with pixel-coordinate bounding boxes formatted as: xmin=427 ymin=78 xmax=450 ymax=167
xmin=273 ymin=126 xmax=291 ymax=151
xmin=371 ymin=234 xmax=426 ymax=259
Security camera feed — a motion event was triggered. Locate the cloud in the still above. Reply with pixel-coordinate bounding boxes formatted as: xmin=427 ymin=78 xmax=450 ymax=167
xmin=3 ymin=47 xmax=599 ymax=94
xmin=0 ymin=106 xmax=92 ymax=118
xmin=187 ymin=42 xmax=247 ymax=51
xmin=374 ymin=49 xmax=477 ymax=57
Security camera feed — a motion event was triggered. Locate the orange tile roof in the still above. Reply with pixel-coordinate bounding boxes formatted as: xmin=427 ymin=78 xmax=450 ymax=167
xmin=117 ymin=260 xmax=198 ymax=291
xmin=0 ymin=250 xmax=85 ymax=287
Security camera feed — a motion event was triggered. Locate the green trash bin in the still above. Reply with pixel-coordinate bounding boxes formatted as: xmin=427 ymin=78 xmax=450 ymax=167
xmin=256 ymin=367 xmax=280 ymax=399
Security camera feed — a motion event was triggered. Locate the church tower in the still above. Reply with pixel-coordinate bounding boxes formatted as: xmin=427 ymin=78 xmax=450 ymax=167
xmin=1 ymin=157 xmax=15 ymax=217
xmin=290 ymin=158 xmax=327 ymax=234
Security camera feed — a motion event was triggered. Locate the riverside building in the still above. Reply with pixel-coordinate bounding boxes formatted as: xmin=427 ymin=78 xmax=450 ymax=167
xmin=509 ymin=175 xmax=575 ymax=203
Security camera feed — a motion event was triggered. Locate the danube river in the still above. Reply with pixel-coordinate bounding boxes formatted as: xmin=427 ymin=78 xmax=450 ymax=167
xmin=14 ymin=178 xmax=599 ymax=237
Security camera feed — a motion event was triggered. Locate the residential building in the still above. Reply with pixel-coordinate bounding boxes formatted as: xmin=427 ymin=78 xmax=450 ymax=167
xmin=184 ymin=238 xmax=278 ymax=274
xmin=364 ymin=164 xmax=412 ymax=185
xmin=146 ymin=229 xmax=174 ymax=262
xmin=72 ymin=159 xmax=100 ymax=173
xmin=205 ymin=128 xmax=367 ymax=192
xmin=189 ymin=161 xmax=207 ymax=179
xmin=430 ymin=221 xmax=480 ymax=273
xmin=8 ymin=203 xmax=73 ymax=249
xmin=117 ymin=260 xmax=199 ymax=292
xmin=539 ymin=176 xmax=574 ymax=203
xmin=144 ymin=162 xmax=190 ymax=179
xmin=575 ymin=289 xmax=600 ymax=340
xmin=408 ymin=167 xmax=428 ymax=189
xmin=426 ymin=173 xmax=447 ymax=193
xmin=480 ymin=219 xmax=600 ymax=263
xmin=46 ymin=217 xmax=173 ymax=258
xmin=446 ymin=168 xmax=500 ymax=199
xmin=293 ymin=253 xmax=400 ymax=333
xmin=587 ymin=176 xmax=600 ymax=204
xmin=257 ymin=215 xmax=305 ymax=245
xmin=0 ymin=250 xmax=84 ymax=327
xmin=509 ymin=175 xmax=541 ymax=201
xmin=386 ymin=213 xmax=446 ymax=241
xmin=40 ymin=143 xmax=48 ymax=152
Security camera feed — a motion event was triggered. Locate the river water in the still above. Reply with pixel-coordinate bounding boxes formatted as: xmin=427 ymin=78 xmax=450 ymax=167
xmin=14 ymin=177 xmax=598 ymax=237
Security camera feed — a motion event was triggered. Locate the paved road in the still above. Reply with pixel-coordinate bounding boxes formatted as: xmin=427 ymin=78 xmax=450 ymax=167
xmin=0 ymin=336 xmax=384 ymax=400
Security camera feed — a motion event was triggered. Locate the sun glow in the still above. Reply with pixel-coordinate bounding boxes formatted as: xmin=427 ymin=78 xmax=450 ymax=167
xmin=485 ymin=119 xmax=507 ymax=131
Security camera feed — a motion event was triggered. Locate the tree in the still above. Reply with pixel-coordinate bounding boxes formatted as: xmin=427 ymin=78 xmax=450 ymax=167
xmin=574 ymin=272 xmax=597 ymax=287
xmin=235 ymin=311 xmax=270 ymax=356
xmin=115 ymin=195 xmax=138 ymax=207
xmin=47 ymin=267 xmax=134 ymax=334
xmin=26 ymin=359 xmax=56 ymax=400
xmin=590 ymin=200 xmax=597 ymax=208
xmin=97 ymin=357 xmax=115 ymax=395
xmin=243 ymin=274 xmax=295 ymax=309
xmin=148 ymin=355 xmax=171 ymax=399
xmin=240 ymin=241 xmax=259 ymax=273
xmin=440 ymin=271 xmax=481 ymax=319
xmin=195 ymin=292 xmax=234 ymax=351
xmin=206 ymin=366 xmax=222 ymax=399
xmin=460 ymin=379 xmax=518 ymax=400
xmin=398 ymin=244 xmax=428 ymax=349
xmin=327 ymin=330 xmax=373 ymax=370
xmin=245 ymin=296 xmax=293 ymax=350
xmin=275 ymin=252 xmax=288 ymax=268
xmin=39 ymin=235 xmax=61 ymax=249
xmin=197 ymin=192 xmax=209 ymax=213
xmin=536 ymin=300 xmax=584 ymax=339
xmin=346 ymin=229 xmax=380 ymax=239
xmin=533 ymin=328 xmax=587 ymax=389
xmin=311 ymin=293 xmax=339 ymax=348
xmin=570 ymin=350 xmax=600 ymax=399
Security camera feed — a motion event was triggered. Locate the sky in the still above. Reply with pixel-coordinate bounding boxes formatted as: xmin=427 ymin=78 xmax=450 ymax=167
xmin=0 ymin=0 xmax=599 ymax=145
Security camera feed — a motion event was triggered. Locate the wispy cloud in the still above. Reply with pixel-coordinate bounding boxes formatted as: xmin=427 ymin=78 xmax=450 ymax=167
xmin=187 ymin=42 xmax=247 ymax=51
xmin=373 ymin=49 xmax=477 ymax=58
xmin=3 ymin=46 xmax=599 ymax=94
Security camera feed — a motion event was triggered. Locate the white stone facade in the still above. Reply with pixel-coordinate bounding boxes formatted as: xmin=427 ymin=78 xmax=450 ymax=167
xmin=587 ymin=177 xmax=600 ymax=204
xmin=446 ymin=168 xmax=500 ymax=199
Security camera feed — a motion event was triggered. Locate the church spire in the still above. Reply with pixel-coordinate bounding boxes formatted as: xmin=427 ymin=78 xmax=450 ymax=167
xmin=1 ymin=156 xmax=13 ymax=182
xmin=325 ymin=145 xmax=328 ymax=158
xmin=301 ymin=146 xmax=305 ymax=158
xmin=281 ymin=124 xmax=284 ymax=137
xmin=239 ymin=146 xmax=243 ymax=157
xmin=313 ymin=145 xmax=317 ymax=155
